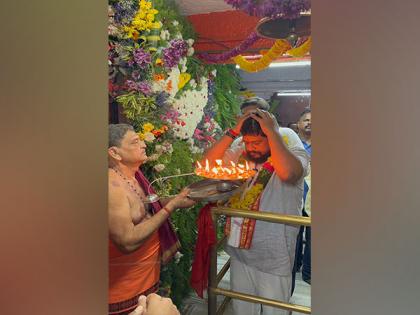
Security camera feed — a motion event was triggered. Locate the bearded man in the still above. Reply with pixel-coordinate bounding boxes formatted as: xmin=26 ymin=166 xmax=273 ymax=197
xmin=203 ymin=98 xmax=309 ymax=315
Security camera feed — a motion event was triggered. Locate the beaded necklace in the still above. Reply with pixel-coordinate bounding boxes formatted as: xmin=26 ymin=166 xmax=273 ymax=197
xmin=111 ymin=168 xmax=151 ymax=211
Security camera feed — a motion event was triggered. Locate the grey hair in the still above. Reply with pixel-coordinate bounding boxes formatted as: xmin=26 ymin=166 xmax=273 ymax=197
xmin=108 ymin=124 xmax=134 ymax=148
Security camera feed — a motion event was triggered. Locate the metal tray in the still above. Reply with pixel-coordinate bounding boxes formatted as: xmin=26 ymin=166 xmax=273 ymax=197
xmin=187 ymin=179 xmax=243 ymax=202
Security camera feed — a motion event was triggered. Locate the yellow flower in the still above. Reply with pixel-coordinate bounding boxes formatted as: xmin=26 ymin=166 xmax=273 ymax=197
xmin=146 ymin=13 xmax=155 ymax=21
xmin=228 ymin=184 xmax=264 ymax=210
xmin=140 ymin=0 xmax=148 ymax=9
xmin=138 ymin=132 xmax=145 ymax=140
xmin=178 ymin=73 xmax=191 ymax=89
xmin=143 ymin=123 xmax=155 ymax=132
xmin=145 ymin=2 xmax=152 ymax=10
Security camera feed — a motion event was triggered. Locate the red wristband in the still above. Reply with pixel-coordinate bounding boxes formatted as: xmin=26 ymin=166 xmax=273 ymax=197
xmin=228 ymin=128 xmax=239 ymax=137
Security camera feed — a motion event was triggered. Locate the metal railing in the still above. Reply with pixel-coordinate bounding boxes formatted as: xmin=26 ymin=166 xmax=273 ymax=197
xmin=208 ymin=206 xmax=311 ymax=315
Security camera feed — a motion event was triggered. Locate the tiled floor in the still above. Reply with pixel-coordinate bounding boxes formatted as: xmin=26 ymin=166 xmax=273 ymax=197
xmin=182 ymin=251 xmax=311 ymax=315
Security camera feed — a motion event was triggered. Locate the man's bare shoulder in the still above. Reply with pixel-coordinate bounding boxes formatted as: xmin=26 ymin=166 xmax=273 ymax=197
xmin=108 ymin=169 xmax=128 ymax=207
xmin=109 ymin=169 xmax=124 ymax=189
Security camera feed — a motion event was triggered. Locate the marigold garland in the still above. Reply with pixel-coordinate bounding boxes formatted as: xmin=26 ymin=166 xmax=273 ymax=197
xmin=233 ymin=37 xmax=312 ymax=72
xmin=233 ymin=39 xmax=291 ymax=72
xmin=229 ymin=183 xmax=264 ymax=210
xmin=287 ymin=37 xmax=312 ymax=57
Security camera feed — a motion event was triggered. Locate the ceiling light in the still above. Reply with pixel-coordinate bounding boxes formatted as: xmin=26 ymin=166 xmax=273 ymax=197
xmin=277 ymin=91 xmax=311 ymax=96
xmin=236 ymin=60 xmax=311 ymax=69
xmin=270 ymin=60 xmax=311 ymax=67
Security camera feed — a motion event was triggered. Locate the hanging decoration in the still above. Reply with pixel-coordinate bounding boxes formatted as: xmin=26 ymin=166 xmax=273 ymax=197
xmin=286 ymin=36 xmax=311 ymax=57
xmin=233 ymin=36 xmax=311 ymax=72
xmin=196 ymin=32 xmax=261 ymax=63
xmin=233 ymin=39 xmax=291 ymax=72
xmin=224 ymin=0 xmax=311 ymax=19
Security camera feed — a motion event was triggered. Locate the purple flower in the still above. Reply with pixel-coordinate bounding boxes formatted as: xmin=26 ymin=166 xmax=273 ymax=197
xmin=137 ymin=81 xmax=152 ymax=95
xmin=130 ymin=48 xmax=151 ymax=68
xmin=113 ymin=0 xmax=138 ymax=25
xmin=162 ymin=39 xmax=188 ymax=69
xmin=197 ymin=32 xmax=260 ymax=63
xmin=224 ymin=0 xmax=311 ymax=19
xmin=156 ymin=92 xmax=170 ymax=108
xmin=161 ymin=109 xmax=181 ymax=124
xmin=131 ymin=70 xmax=141 ymax=81
xmin=126 ymin=80 xmax=153 ymax=95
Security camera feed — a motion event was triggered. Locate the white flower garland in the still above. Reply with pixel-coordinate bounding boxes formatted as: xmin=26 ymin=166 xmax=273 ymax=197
xmin=170 ymin=80 xmax=208 ymax=139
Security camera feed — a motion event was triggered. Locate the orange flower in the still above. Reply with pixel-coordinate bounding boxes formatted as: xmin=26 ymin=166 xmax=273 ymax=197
xmin=153 ymin=74 xmax=164 ymax=81
xmin=152 ymin=130 xmax=162 ymax=137
xmin=166 ymin=80 xmax=172 ymax=91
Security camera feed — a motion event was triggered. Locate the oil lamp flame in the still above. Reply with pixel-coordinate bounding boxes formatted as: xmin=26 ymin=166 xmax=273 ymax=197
xmin=194 ymin=159 xmax=255 ymax=180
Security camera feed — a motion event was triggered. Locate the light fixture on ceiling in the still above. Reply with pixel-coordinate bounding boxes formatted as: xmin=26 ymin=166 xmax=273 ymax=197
xmin=255 ymin=12 xmax=311 ymax=44
xmin=235 ymin=60 xmax=310 ymax=69
xmin=270 ymin=60 xmax=310 ymax=67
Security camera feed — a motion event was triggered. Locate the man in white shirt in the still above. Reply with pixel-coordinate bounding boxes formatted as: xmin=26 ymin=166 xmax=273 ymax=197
xmin=204 ymin=98 xmax=309 ymax=315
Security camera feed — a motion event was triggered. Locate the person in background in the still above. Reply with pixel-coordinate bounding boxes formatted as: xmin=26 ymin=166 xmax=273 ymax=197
xmin=287 ymin=122 xmax=299 ymax=134
xmin=293 ymin=108 xmax=312 ymax=286
xmin=297 ymin=108 xmax=311 ymax=155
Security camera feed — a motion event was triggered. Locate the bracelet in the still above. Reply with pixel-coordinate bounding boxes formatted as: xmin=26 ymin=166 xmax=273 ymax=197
xmin=225 ymin=129 xmax=239 ymax=140
xmin=161 ymin=206 xmax=172 ymax=216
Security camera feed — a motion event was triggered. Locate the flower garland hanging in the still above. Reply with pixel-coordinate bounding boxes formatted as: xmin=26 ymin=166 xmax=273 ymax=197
xmin=224 ymin=0 xmax=311 ymax=19
xmin=286 ymin=36 xmax=311 ymax=57
xmin=233 ymin=39 xmax=291 ymax=72
xmin=233 ymin=37 xmax=311 ymax=72
xmin=196 ymin=32 xmax=261 ymax=63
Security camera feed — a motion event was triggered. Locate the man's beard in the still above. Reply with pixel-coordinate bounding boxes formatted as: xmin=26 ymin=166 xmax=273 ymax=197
xmin=243 ymin=150 xmax=271 ymax=164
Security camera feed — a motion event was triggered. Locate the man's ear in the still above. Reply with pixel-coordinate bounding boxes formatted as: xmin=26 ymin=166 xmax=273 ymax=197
xmin=108 ymin=147 xmax=122 ymax=161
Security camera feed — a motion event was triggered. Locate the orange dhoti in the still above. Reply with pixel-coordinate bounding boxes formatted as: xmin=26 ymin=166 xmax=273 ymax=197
xmin=109 ymin=231 xmax=160 ymax=315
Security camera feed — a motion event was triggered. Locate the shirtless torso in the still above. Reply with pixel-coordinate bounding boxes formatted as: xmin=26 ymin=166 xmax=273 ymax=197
xmin=109 ymin=168 xmax=151 ymax=224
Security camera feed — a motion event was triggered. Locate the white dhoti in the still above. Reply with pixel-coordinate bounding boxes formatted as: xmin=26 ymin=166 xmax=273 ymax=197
xmin=230 ymin=258 xmax=292 ymax=315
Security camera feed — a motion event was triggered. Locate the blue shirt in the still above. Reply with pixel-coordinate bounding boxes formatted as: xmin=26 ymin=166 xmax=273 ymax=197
xmin=301 ymin=140 xmax=311 ymax=202
xmin=302 ymin=140 xmax=312 ymax=157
